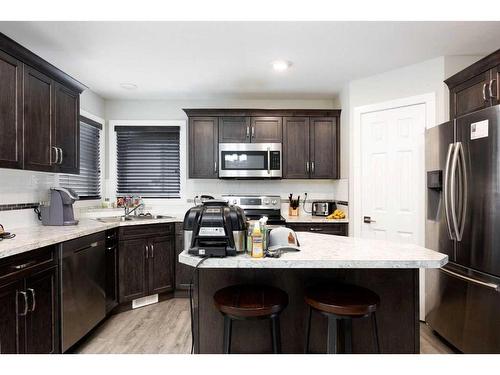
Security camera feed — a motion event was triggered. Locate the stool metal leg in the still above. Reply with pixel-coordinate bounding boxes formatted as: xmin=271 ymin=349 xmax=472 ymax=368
xmin=343 ymin=318 xmax=353 ymax=354
xmin=326 ymin=315 xmax=338 ymax=354
xmin=223 ymin=315 xmax=232 ymax=354
xmin=271 ymin=316 xmax=282 ymax=354
xmin=304 ymin=306 xmax=312 ymax=354
xmin=371 ymin=312 xmax=380 ymax=353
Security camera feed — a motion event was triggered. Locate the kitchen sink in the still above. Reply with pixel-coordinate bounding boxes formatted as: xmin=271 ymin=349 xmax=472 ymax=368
xmin=96 ymin=214 xmax=173 ymax=223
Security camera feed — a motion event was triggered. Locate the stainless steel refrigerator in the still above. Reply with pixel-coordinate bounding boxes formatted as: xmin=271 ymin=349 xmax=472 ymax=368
xmin=425 ymin=105 xmax=500 ymax=353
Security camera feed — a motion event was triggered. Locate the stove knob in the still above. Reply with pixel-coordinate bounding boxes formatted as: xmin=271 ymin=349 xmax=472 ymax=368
xmin=232 ymin=199 xmax=238 ymax=205
xmin=271 ymin=199 xmax=277 ymax=205
xmin=264 ymin=199 xmax=270 ymax=205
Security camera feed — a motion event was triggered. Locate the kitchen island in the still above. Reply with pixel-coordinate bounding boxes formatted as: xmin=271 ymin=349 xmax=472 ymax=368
xmin=179 ymin=232 xmax=447 ymax=354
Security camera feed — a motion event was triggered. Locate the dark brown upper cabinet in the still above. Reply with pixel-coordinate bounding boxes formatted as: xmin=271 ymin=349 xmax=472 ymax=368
xmin=189 ymin=117 xmax=219 ymax=179
xmin=0 ymin=32 xmax=85 ymax=173
xmin=283 ymin=116 xmax=339 ymax=179
xmin=310 ymin=117 xmax=339 ymax=179
xmin=54 ymin=83 xmax=80 ymax=174
xmin=250 ymin=116 xmax=282 ymax=143
xmin=0 ymin=50 xmax=23 ymax=170
xmin=283 ymin=117 xmax=310 ymax=178
xmin=219 ymin=116 xmax=251 ymax=143
xmin=446 ymin=49 xmax=500 ymax=119
xmin=23 ymin=66 xmax=54 ymax=172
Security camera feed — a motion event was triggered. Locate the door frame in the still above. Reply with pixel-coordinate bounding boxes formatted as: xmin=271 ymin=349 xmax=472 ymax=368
xmin=350 ymin=93 xmax=435 ymax=241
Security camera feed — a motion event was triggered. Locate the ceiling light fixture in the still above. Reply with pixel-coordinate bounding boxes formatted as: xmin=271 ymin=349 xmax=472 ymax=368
xmin=271 ymin=60 xmax=292 ymax=72
xmin=120 ymin=83 xmax=138 ymax=90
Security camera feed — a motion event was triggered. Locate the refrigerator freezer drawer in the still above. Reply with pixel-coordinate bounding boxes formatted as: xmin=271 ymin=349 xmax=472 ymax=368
xmin=426 ymin=265 xmax=500 ymax=353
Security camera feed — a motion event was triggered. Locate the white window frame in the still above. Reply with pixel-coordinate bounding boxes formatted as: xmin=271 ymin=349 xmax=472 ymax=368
xmin=108 ymin=119 xmax=187 ymax=204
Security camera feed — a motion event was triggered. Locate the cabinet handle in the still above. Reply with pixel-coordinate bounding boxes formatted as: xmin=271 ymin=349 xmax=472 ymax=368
xmin=27 ymin=288 xmax=36 ymax=312
xmin=150 ymin=244 xmax=154 ymax=258
xmin=11 ymin=260 xmax=37 ymax=270
xmin=246 ymin=126 xmax=250 ymax=138
xmin=483 ymin=83 xmax=488 ymax=101
xmin=58 ymin=147 xmax=64 ymax=165
xmin=251 ymin=126 xmax=255 ymax=139
xmin=306 ymin=161 xmax=310 ymax=173
xmin=489 ymin=79 xmax=497 ymax=100
xmin=214 ymin=161 xmax=217 ymax=174
xmin=18 ymin=291 xmax=28 ymax=316
xmin=309 ymin=228 xmax=323 ymax=232
xmin=106 ymin=246 xmax=116 ymax=251
xmin=311 ymin=161 xmax=315 ymax=174
xmin=51 ymin=146 xmax=59 ymax=165
xmin=145 ymin=245 xmax=149 ymax=259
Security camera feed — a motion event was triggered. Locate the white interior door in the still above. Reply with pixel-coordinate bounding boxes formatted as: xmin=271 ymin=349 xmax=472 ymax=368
xmin=360 ymin=103 xmax=426 ymax=244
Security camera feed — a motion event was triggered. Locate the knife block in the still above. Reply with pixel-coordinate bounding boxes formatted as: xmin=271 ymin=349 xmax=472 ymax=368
xmin=288 ymin=206 xmax=299 ymax=216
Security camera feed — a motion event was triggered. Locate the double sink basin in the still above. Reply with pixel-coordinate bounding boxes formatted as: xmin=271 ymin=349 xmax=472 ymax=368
xmin=96 ymin=214 xmax=173 ymax=223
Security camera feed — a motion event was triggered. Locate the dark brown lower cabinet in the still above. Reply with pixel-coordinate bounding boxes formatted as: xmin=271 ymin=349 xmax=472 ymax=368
xmin=286 ymin=222 xmax=348 ymax=236
xmin=105 ymin=229 xmax=119 ymax=313
xmin=118 ymin=224 xmax=175 ymax=304
xmin=0 ymin=246 xmax=59 ymax=354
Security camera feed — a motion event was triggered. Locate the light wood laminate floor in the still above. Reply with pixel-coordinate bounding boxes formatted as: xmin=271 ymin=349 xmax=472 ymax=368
xmin=74 ymin=298 xmax=455 ymax=354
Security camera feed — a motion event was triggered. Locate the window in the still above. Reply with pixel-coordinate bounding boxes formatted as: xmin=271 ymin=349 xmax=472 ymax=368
xmin=115 ymin=126 xmax=180 ymax=198
xmin=59 ymin=116 xmax=102 ymax=199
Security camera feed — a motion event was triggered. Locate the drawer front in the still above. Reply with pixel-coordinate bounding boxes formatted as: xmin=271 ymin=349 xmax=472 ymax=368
xmin=286 ymin=223 xmax=348 ymax=236
xmin=0 ymin=246 xmax=57 ymax=283
xmin=118 ymin=223 xmax=175 ymax=240
xmin=62 ymin=231 xmax=105 ymax=253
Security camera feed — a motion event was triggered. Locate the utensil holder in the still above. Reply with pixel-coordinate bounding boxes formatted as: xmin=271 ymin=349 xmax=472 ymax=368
xmin=289 ymin=207 xmax=299 ymax=216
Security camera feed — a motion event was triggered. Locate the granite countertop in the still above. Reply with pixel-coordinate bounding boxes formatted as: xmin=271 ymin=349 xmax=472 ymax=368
xmin=284 ymin=214 xmax=349 ymax=223
xmin=179 ymin=231 xmax=447 ymax=269
xmin=0 ymin=216 xmax=183 ymax=260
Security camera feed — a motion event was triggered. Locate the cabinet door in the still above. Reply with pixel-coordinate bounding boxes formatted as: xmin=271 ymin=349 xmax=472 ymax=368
xmin=148 ymin=236 xmax=175 ymax=295
xmin=118 ymin=238 xmax=148 ymax=302
xmin=250 ymin=116 xmax=282 ymax=143
xmin=283 ymin=117 xmax=310 ymax=178
xmin=0 ymin=50 xmax=23 ymax=169
xmin=175 ymin=224 xmax=191 ymax=290
xmin=218 ymin=116 xmax=250 ymax=143
xmin=310 ymin=117 xmax=339 ymax=179
xmin=188 ymin=117 xmax=218 ymax=178
xmin=0 ymin=280 xmax=25 ymax=354
xmin=25 ymin=266 xmax=59 ymax=354
xmin=449 ymin=71 xmax=491 ymax=119
xmin=54 ymin=83 xmax=80 ymax=174
xmin=23 ymin=66 xmax=55 ymax=172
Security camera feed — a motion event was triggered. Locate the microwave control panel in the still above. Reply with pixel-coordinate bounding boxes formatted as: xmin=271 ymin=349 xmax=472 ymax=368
xmin=270 ymin=151 xmax=281 ymax=170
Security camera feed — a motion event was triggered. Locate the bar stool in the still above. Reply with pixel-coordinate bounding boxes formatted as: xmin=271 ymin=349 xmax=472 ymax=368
xmin=214 ymin=284 xmax=288 ymax=354
xmin=304 ymin=283 xmax=380 ymax=354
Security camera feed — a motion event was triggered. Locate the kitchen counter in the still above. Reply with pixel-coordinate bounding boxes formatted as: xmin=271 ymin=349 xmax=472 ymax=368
xmin=284 ymin=214 xmax=349 ymax=223
xmin=0 ymin=216 xmax=183 ymax=260
xmin=186 ymin=233 xmax=447 ymax=354
xmin=179 ymin=231 xmax=447 ymax=269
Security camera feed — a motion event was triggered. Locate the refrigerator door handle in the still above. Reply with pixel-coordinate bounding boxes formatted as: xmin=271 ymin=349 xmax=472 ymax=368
xmin=450 ymin=142 xmax=461 ymax=240
xmin=440 ymin=267 xmax=500 ymax=292
xmin=444 ymin=143 xmax=456 ymax=240
xmin=457 ymin=142 xmax=468 ymax=241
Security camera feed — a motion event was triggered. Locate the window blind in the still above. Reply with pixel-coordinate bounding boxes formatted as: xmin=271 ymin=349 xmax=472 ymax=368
xmin=59 ymin=117 xmax=101 ymax=199
xmin=115 ymin=126 xmax=180 ymax=198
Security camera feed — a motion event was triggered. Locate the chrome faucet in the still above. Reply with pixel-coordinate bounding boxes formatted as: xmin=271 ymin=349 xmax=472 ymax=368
xmin=124 ymin=203 xmax=144 ymax=219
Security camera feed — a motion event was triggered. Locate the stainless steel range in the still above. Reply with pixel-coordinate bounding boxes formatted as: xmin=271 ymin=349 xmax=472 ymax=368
xmin=222 ymin=195 xmax=286 ymax=226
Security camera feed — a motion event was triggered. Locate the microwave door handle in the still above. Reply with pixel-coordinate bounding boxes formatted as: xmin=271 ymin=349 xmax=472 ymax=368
xmin=450 ymin=142 xmax=461 ymax=241
xmin=443 ymin=143 xmax=455 ymax=240
xmin=267 ymin=147 xmax=271 ymax=174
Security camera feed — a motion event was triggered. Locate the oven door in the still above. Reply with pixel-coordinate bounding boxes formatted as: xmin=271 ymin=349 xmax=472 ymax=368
xmin=219 ymin=143 xmax=282 ymax=178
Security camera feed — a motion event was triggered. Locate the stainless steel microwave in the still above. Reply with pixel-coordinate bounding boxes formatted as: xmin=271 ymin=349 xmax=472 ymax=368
xmin=218 ymin=143 xmax=282 ymax=178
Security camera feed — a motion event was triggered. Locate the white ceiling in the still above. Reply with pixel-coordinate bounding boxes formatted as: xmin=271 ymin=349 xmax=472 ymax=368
xmin=0 ymin=21 xmax=499 ymax=100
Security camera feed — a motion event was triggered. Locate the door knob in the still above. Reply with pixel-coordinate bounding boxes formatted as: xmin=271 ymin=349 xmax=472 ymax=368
xmin=363 ymin=216 xmax=376 ymax=224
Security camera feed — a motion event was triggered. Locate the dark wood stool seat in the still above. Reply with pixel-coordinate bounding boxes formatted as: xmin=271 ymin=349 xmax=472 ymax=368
xmin=214 ymin=284 xmax=289 ymax=353
xmin=304 ymin=283 xmax=381 ymax=354
xmin=305 ymin=283 xmax=379 ymax=317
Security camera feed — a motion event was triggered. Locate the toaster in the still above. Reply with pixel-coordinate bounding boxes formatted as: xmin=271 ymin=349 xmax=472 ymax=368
xmin=311 ymin=201 xmax=337 ymax=216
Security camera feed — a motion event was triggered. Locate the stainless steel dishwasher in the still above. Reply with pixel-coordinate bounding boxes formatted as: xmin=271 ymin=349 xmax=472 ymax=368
xmin=60 ymin=231 xmax=106 ymax=352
